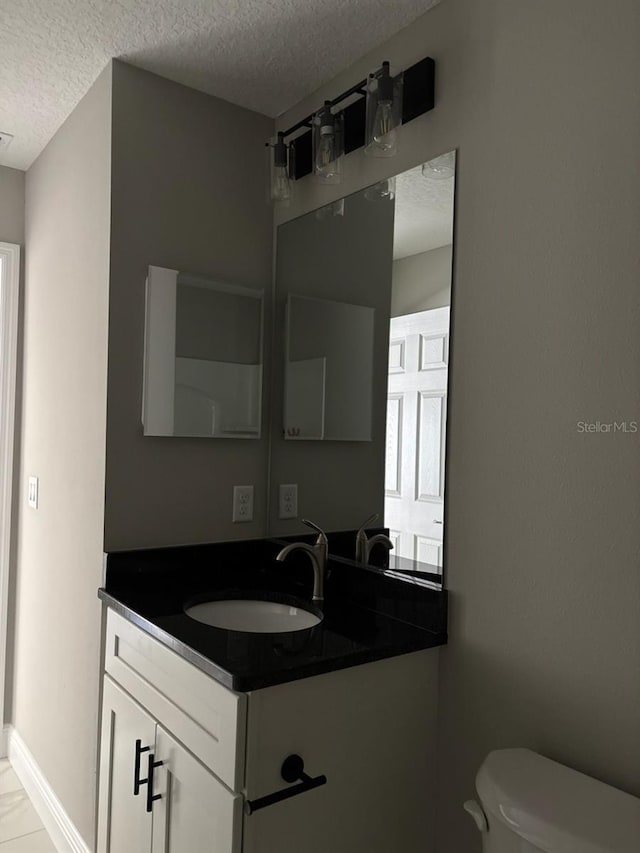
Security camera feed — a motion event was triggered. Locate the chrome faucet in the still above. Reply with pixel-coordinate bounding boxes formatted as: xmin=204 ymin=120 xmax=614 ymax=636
xmin=355 ymin=513 xmax=394 ymax=564
xmin=275 ymin=519 xmax=328 ymax=602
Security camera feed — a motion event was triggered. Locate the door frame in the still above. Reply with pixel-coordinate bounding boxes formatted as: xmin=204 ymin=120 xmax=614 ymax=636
xmin=0 ymin=241 xmax=20 ymax=749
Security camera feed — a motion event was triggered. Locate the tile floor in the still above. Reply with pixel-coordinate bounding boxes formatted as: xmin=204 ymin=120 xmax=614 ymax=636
xmin=0 ymin=760 xmax=56 ymax=851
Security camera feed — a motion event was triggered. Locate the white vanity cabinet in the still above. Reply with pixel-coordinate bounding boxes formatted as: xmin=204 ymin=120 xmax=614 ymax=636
xmin=98 ymin=678 xmax=242 ymax=853
xmin=98 ymin=678 xmax=156 ymax=852
xmin=98 ymin=608 xmax=439 ymax=853
xmin=97 ymin=610 xmax=244 ymax=853
xmin=151 ymin=726 xmax=242 ymax=853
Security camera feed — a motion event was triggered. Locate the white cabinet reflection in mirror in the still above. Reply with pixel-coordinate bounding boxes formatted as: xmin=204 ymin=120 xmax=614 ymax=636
xmin=285 ymin=294 xmax=374 ymax=441
xmin=143 ymin=266 xmax=263 ymax=438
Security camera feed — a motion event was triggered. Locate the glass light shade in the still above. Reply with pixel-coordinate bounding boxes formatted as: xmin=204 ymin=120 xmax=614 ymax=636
xmin=312 ymin=102 xmax=342 ymax=184
xmin=271 ymin=164 xmax=291 ymax=202
xmin=365 ymin=62 xmax=403 ymax=158
xmin=269 ymin=133 xmax=291 ymax=203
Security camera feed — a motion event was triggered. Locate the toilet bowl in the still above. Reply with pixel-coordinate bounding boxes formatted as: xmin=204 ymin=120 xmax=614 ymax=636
xmin=464 ymin=748 xmax=640 ymax=852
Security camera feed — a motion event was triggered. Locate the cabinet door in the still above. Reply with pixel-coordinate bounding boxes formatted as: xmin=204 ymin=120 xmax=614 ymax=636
xmin=97 ymin=676 xmax=157 ymax=853
xmin=151 ymin=726 xmax=243 ymax=853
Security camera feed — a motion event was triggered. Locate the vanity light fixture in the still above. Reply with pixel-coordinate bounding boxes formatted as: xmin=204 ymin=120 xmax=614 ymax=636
xmin=365 ymin=62 xmax=403 ymax=158
xmin=265 ymin=55 xmax=435 ymax=200
xmin=267 ymin=132 xmax=291 ymax=203
xmin=312 ymin=101 xmax=343 ymax=184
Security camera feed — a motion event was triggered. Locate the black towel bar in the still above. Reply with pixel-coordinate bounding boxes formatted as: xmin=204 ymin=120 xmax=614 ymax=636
xmin=245 ymin=754 xmax=327 ymax=815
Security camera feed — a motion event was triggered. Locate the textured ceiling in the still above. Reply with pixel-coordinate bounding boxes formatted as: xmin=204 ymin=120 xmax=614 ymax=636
xmin=0 ymin=0 xmax=442 ymax=170
xmin=393 ymin=158 xmax=455 ymax=259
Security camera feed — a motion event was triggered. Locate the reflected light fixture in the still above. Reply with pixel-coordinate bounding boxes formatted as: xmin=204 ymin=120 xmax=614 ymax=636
xmin=315 ymin=198 xmax=345 ymax=221
xmin=365 ymin=62 xmax=403 ymax=158
xmin=313 ymin=101 xmax=343 ymax=184
xmin=364 ymin=177 xmax=396 ymax=202
xmin=268 ymin=132 xmax=291 ymax=203
xmin=422 ymin=151 xmax=456 ymax=180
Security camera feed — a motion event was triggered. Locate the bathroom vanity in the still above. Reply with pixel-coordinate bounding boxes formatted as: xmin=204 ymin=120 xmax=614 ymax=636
xmin=96 ymin=540 xmax=446 ymax=853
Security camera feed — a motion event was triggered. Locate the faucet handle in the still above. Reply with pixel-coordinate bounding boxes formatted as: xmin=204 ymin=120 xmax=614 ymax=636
xmin=356 ymin=513 xmax=379 ymax=537
xmin=302 ymin=518 xmax=328 ymax=546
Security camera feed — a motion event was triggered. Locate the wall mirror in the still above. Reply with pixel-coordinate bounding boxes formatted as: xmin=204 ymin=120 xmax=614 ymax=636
xmin=269 ymin=151 xmax=456 ymax=578
xmin=143 ymin=266 xmax=263 ymax=438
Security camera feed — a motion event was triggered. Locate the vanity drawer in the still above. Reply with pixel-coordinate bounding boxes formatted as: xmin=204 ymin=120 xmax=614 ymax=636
xmin=104 ymin=608 xmax=246 ymax=791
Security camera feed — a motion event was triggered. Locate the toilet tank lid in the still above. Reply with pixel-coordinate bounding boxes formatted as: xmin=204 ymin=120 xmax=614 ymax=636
xmin=476 ymin=749 xmax=640 ymax=853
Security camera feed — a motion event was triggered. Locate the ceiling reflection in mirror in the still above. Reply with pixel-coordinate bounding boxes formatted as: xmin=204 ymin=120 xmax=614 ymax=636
xmin=271 ymin=151 xmax=456 ymax=580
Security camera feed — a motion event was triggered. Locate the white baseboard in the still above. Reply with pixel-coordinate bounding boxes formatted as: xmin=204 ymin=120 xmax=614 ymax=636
xmin=7 ymin=726 xmax=91 ymax=853
xmin=1 ymin=723 xmax=8 ymax=758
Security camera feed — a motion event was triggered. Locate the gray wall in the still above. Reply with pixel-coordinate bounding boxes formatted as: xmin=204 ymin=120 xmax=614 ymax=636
xmin=12 ymin=66 xmax=112 ymax=846
xmin=269 ymin=186 xmax=394 ymax=535
xmin=276 ymin=1 xmax=640 ymax=850
xmin=0 ymin=166 xmax=25 ymax=245
xmin=391 ymin=245 xmax=452 ymax=316
xmin=105 ymin=62 xmax=274 ymax=549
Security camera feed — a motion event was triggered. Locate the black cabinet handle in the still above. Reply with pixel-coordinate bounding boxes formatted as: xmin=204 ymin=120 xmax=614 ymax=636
xmin=133 ymin=739 xmax=151 ymax=796
xmin=145 ymin=753 xmax=164 ymax=813
xmin=245 ymin=754 xmax=327 ymax=815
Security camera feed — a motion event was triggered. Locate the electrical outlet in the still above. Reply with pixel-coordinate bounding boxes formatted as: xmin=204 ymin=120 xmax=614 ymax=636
xmin=28 ymin=476 xmax=39 ymax=509
xmin=279 ymin=484 xmax=298 ymax=519
xmin=232 ymin=485 xmax=254 ymax=523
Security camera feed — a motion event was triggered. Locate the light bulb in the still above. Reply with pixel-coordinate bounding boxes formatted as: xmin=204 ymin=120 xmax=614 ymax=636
xmin=313 ymin=102 xmax=341 ymax=184
xmin=269 ymin=132 xmax=291 ymax=203
xmin=271 ymin=165 xmax=291 ymax=202
xmin=371 ymin=101 xmax=397 ymax=155
xmin=365 ymin=62 xmax=400 ymax=159
xmin=316 ymin=133 xmax=338 ymax=178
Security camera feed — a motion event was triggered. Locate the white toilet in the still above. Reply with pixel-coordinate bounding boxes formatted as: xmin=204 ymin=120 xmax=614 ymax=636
xmin=464 ymin=748 xmax=640 ymax=852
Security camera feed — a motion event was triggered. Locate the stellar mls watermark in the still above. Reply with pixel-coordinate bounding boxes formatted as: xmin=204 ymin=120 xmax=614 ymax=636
xmin=576 ymin=420 xmax=638 ymax=434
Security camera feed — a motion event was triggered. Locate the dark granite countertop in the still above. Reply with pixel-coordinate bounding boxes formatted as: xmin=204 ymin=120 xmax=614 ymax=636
xmin=99 ymin=538 xmax=447 ymax=692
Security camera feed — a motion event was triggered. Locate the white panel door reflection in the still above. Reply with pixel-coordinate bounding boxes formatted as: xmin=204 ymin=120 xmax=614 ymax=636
xmin=385 ymin=307 xmax=449 ymax=570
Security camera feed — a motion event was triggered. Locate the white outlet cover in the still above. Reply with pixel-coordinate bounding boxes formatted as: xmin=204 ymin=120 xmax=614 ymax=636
xmin=279 ymin=483 xmax=298 ymax=520
xmin=233 ymin=485 xmax=254 ymax=523
xmin=28 ymin=476 xmax=38 ymax=509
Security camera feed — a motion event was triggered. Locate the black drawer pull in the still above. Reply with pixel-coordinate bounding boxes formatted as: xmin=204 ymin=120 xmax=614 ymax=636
xmin=245 ymin=754 xmax=327 ymax=815
xmin=133 ymin=739 xmax=151 ymax=796
xmin=145 ymin=753 xmax=164 ymax=813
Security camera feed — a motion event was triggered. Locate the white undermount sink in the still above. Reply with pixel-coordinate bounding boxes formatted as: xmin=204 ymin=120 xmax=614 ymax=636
xmin=185 ymin=598 xmax=323 ymax=633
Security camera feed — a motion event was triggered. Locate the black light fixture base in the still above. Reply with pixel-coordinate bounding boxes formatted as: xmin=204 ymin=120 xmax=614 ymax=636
xmin=288 ymin=56 xmax=435 ymax=182
xmin=402 ymin=57 xmax=435 ymax=124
